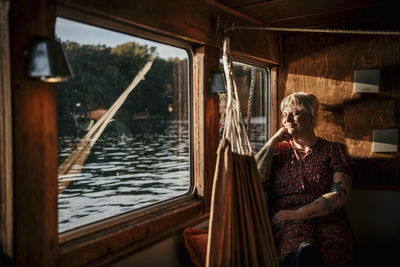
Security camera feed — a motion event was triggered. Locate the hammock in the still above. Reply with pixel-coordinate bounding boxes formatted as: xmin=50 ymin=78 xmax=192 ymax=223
xmin=58 ymin=58 xmax=154 ymax=194
xmin=205 ymin=38 xmax=278 ymax=267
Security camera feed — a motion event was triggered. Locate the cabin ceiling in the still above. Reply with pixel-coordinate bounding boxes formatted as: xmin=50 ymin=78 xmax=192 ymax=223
xmin=216 ymin=0 xmax=399 ymax=31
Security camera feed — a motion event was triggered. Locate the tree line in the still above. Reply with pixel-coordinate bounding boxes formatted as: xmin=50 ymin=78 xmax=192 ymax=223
xmin=57 ymin=40 xmax=188 ymax=136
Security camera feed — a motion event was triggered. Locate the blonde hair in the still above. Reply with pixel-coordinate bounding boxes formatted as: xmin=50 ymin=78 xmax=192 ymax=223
xmin=280 ymin=92 xmax=319 ymax=119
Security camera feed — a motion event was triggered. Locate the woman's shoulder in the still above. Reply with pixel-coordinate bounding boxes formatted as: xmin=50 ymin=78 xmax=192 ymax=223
xmin=316 ymin=137 xmax=349 ymax=154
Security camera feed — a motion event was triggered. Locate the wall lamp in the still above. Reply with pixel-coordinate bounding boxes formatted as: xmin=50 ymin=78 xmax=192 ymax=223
xmin=209 ymin=70 xmax=226 ymax=94
xmin=27 ymin=38 xmax=73 ymax=83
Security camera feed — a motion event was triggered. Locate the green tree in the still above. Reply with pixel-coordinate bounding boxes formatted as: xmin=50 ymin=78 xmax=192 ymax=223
xmin=57 ymin=40 xmax=187 ymax=137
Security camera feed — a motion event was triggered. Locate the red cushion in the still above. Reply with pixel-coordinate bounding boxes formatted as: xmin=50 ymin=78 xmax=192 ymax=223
xmin=184 ymin=227 xmax=208 ymax=267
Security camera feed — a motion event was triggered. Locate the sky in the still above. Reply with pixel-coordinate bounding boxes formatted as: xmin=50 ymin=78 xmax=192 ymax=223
xmin=55 ymin=17 xmax=188 ymax=60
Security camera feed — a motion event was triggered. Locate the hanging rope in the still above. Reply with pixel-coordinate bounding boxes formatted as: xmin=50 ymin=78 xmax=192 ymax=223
xmin=58 ymin=58 xmax=154 ymax=194
xmin=246 ymin=68 xmax=256 ymax=140
xmin=221 ymin=38 xmax=252 ymax=155
xmin=230 ymin=24 xmax=400 ymax=35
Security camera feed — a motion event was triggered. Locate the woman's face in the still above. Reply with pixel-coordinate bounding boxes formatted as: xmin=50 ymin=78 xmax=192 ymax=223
xmin=282 ymin=107 xmax=314 ymax=136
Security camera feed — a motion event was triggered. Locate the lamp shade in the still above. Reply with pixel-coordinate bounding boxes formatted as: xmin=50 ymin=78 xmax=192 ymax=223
xmin=209 ymin=70 xmax=226 ymax=94
xmin=27 ymin=38 xmax=73 ymax=82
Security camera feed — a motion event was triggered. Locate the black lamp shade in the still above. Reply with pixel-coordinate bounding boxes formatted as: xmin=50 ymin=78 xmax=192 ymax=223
xmin=209 ymin=70 xmax=226 ymax=94
xmin=27 ymin=38 xmax=73 ymax=82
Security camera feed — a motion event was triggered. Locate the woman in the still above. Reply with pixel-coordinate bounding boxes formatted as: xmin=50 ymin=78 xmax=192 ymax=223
xmin=256 ymin=92 xmax=354 ymax=267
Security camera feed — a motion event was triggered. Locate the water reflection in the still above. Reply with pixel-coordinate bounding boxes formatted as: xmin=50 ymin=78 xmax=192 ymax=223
xmin=58 ymin=119 xmax=190 ymax=233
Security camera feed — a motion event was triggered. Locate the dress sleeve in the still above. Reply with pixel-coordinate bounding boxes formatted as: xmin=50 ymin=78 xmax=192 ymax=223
xmin=255 ymin=143 xmax=275 ymax=184
xmin=329 ymin=142 xmax=354 ymax=177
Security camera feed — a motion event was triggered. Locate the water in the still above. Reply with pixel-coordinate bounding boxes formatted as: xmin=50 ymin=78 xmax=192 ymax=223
xmin=57 ymin=117 xmax=267 ymax=233
xmin=58 ymin=119 xmax=190 ymax=233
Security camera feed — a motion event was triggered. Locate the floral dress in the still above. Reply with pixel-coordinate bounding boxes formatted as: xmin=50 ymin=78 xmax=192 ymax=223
xmin=259 ymin=137 xmax=355 ymax=267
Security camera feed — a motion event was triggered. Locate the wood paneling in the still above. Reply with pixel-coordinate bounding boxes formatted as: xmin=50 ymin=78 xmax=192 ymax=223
xmin=224 ymin=0 xmax=399 ymax=30
xmin=279 ymin=32 xmax=400 ymax=189
xmin=10 ymin=0 xmax=59 ymax=266
xmin=58 ymin=0 xmax=279 ymax=65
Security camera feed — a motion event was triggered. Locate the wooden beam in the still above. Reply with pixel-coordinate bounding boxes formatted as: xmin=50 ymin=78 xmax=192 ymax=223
xmin=10 ymin=0 xmax=59 ymax=266
xmin=201 ymin=0 xmax=265 ymax=25
xmin=235 ymin=0 xmax=280 ymax=10
xmin=194 ymin=45 xmax=220 ymax=213
xmin=238 ymin=0 xmax=396 ymax=28
xmin=0 ymin=0 xmax=13 ymax=260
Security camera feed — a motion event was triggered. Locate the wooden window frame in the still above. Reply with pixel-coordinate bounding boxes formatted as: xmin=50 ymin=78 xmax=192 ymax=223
xmin=56 ymin=8 xmax=196 ymax=234
xmin=223 ymin=57 xmax=275 ymax=142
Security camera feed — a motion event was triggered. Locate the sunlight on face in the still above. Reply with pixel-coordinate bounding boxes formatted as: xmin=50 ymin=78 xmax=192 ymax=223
xmin=282 ymin=107 xmax=315 ymax=136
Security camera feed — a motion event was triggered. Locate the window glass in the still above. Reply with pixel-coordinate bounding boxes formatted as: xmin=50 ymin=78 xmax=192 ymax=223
xmin=219 ymin=62 xmax=269 ymax=153
xmin=56 ymin=17 xmax=191 ymax=233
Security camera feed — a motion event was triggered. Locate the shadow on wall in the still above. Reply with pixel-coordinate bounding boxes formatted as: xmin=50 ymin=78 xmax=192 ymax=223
xmin=320 ymin=93 xmax=400 ymax=189
xmin=320 ymin=93 xmax=400 ymax=141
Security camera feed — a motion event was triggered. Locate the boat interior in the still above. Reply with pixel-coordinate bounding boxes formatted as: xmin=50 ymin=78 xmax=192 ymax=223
xmin=1 ymin=0 xmax=400 ymax=266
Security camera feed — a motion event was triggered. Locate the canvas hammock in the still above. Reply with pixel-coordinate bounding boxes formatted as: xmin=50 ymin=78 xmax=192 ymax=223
xmin=58 ymin=58 xmax=154 ymax=194
xmin=205 ymin=38 xmax=278 ymax=267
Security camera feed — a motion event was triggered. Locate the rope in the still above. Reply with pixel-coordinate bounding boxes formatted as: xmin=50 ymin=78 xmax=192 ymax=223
xmin=231 ymin=24 xmax=400 ymax=36
xmin=246 ymin=68 xmax=256 ymax=139
xmin=222 ymin=37 xmax=252 ymax=155
xmin=58 ymin=58 xmax=154 ymax=194
xmin=86 ymin=59 xmax=154 ymax=146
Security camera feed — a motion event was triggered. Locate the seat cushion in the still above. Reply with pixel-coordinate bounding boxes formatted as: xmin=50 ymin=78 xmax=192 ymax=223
xmin=184 ymin=227 xmax=208 ymax=267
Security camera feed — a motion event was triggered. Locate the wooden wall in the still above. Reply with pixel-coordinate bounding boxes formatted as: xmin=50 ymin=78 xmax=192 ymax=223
xmin=278 ymin=32 xmax=400 ymax=189
xmin=0 ymin=0 xmax=13 ymax=259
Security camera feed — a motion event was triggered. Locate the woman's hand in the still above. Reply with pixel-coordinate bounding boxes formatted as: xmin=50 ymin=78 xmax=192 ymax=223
xmin=268 ymin=127 xmax=291 ymax=147
xmin=272 ymin=209 xmax=302 ymax=224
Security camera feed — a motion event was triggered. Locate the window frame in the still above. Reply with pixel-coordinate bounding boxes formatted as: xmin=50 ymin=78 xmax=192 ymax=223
xmin=55 ymin=7 xmax=206 ymax=264
xmin=56 ymin=12 xmax=195 ymax=238
xmin=227 ymin=58 xmax=273 ymax=142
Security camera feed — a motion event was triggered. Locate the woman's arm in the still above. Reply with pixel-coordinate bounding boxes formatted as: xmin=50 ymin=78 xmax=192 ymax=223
xmin=272 ymin=172 xmax=352 ymax=224
xmin=255 ymin=127 xmax=287 ymax=182
xmin=300 ymin=171 xmax=352 ymax=218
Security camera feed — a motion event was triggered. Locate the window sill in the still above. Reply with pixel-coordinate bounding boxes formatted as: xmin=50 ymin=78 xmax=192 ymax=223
xmin=57 ymin=198 xmax=206 ymax=266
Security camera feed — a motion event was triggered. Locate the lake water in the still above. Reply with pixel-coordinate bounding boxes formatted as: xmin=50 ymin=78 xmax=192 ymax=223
xmin=57 ymin=117 xmax=267 ymax=233
xmin=58 ymin=119 xmax=191 ymax=233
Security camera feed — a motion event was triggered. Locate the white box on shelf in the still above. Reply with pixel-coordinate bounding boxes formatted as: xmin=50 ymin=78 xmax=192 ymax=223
xmin=354 ymin=69 xmax=380 ymax=93
xmin=372 ymin=128 xmax=398 ymax=152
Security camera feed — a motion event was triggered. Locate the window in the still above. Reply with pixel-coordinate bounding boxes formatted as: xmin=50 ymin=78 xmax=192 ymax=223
xmin=56 ymin=17 xmax=192 ymax=233
xmin=219 ymin=61 xmax=269 ymax=153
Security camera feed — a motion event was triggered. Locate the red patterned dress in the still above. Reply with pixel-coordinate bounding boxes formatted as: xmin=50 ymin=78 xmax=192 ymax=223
xmin=270 ymin=137 xmax=354 ymax=267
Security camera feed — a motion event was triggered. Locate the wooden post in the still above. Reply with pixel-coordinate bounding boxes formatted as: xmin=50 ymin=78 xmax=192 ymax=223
xmin=0 ymin=0 xmax=13 ymax=259
xmin=10 ymin=0 xmax=58 ymax=266
xmin=194 ymin=45 xmax=220 ymax=213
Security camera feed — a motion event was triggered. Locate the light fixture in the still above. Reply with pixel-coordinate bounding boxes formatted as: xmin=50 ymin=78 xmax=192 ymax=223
xmin=27 ymin=38 xmax=73 ymax=83
xmin=209 ymin=70 xmax=226 ymax=94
